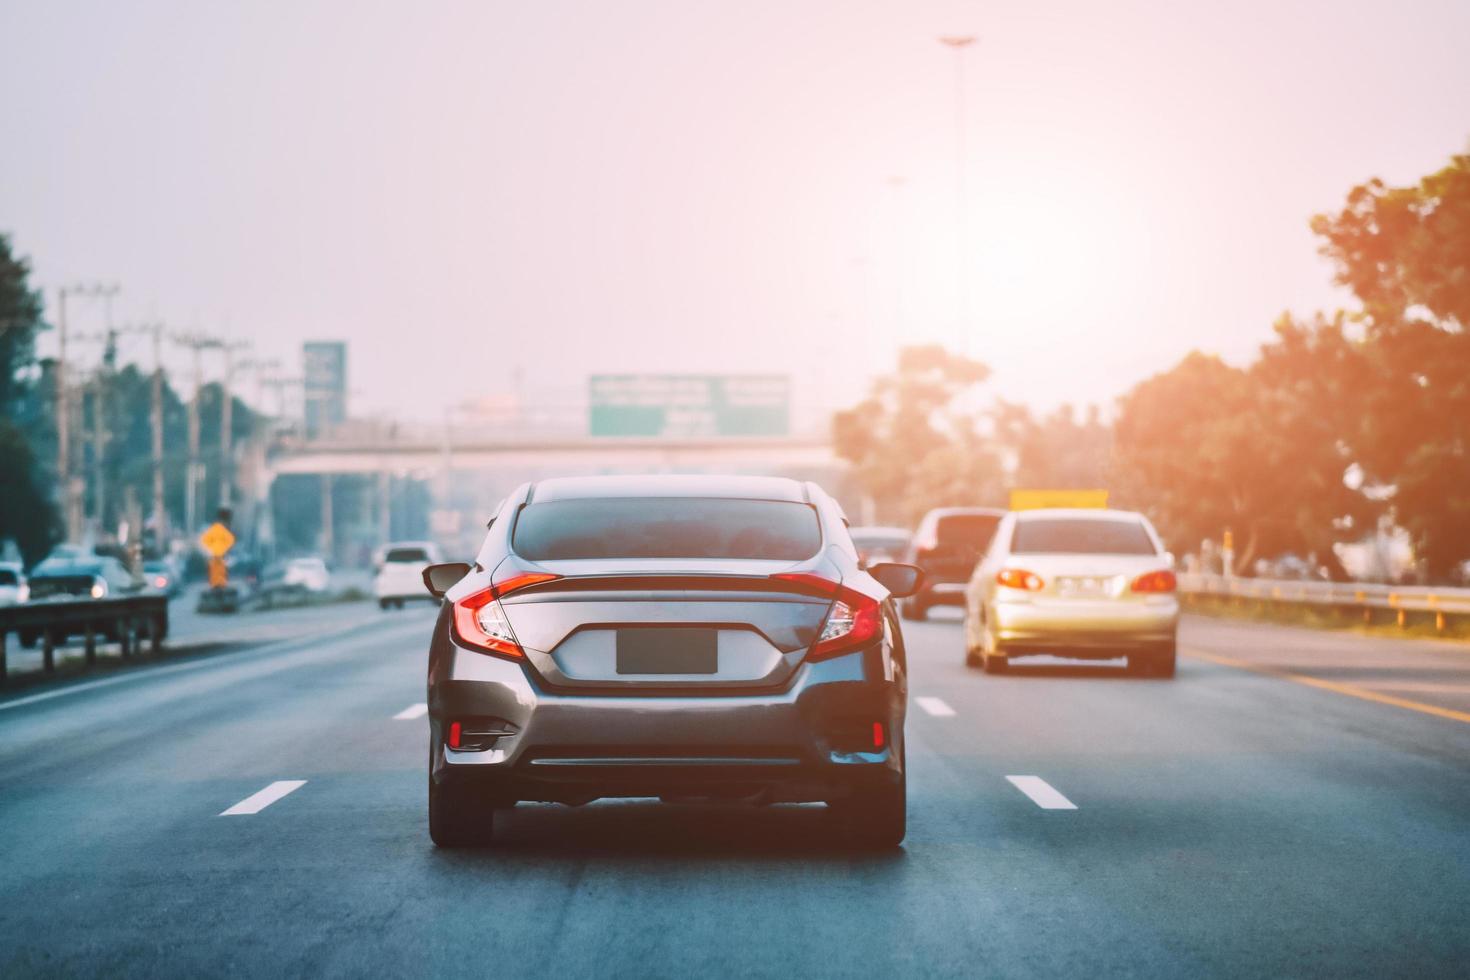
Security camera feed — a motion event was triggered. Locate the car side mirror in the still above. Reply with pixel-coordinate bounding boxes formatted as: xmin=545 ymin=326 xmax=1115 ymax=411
xmin=422 ymin=562 xmax=471 ymax=599
xmin=868 ymin=562 xmax=924 ymax=598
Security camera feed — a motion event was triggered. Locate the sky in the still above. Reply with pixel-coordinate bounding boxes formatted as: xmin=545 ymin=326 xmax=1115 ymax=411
xmin=3 ymin=0 xmax=1468 ymax=431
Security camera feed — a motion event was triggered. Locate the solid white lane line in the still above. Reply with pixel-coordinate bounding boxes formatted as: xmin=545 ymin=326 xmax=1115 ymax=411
xmin=393 ymin=702 xmax=428 ymax=720
xmin=220 ymin=780 xmax=307 ymax=816
xmin=1006 ymin=775 xmax=1077 ymax=810
xmin=915 ymin=696 xmax=956 ymax=717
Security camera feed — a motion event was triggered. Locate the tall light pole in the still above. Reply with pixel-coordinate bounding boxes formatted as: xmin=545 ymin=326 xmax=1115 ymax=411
xmin=938 ymin=35 xmax=977 ymax=352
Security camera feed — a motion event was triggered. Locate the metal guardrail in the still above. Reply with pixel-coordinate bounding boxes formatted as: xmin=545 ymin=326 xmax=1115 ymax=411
xmin=0 ymin=594 xmax=170 ymax=685
xmin=1177 ymin=573 xmax=1470 ymax=625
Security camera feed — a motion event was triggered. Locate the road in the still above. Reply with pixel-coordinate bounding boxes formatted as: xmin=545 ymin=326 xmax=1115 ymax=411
xmin=1 ymin=604 xmax=1467 ymax=977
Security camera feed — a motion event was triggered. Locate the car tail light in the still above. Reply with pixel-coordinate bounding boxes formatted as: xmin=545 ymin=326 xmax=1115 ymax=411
xmin=996 ymin=568 xmax=1044 ymax=591
xmin=772 ymin=573 xmax=882 ymax=661
xmin=1131 ymin=569 xmax=1177 ymax=593
xmin=447 ymin=721 xmax=463 ymax=749
xmin=452 ymin=571 xmax=560 ymax=658
xmin=872 ymin=722 xmax=885 ymax=749
xmin=153 ymin=576 xmax=168 ymax=589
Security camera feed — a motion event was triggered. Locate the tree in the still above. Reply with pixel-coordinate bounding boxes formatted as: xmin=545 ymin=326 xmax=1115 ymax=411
xmin=1112 ymin=321 xmax=1371 ymax=576
xmin=1311 ymin=154 xmax=1470 ymax=578
xmin=0 ymin=234 xmax=59 ymax=564
xmin=994 ymin=401 xmax=1112 ymax=491
xmin=833 ymin=345 xmax=1003 ymax=525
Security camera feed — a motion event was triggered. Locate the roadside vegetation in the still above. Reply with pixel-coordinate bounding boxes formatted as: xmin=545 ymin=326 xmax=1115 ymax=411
xmin=836 ymin=152 xmax=1470 ymax=584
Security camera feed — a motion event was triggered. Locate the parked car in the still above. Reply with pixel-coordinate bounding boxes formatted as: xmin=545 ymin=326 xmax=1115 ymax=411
xmin=270 ymin=556 xmax=331 ymax=593
xmin=0 ymin=562 xmax=28 ymax=606
xmin=902 ymin=507 xmax=1006 ymax=620
xmin=420 ymin=474 xmax=923 ymax=848
xmin=849 ymin=526 xmax=913 ymax=567
xmin=963 ymin=508 xmax=1179 ymax=676
xmin=374 ymin=541 xmax=442 ymax=609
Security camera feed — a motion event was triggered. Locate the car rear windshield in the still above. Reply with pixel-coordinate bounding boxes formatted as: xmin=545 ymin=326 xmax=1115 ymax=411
xmin=935 ymin=514 xmax=1001 ymax=548
xmin=1011 ymin=518 xmax=1157 ymax=555
xmin=513 ymin=497 xmax=822 ymax=561
xmin=384 ymin=548 xmax=429 ymax=563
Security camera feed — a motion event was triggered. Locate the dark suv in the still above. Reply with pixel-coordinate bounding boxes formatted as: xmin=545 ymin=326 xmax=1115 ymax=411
xmin=901 ymin=507 xmax=1005 ymax=620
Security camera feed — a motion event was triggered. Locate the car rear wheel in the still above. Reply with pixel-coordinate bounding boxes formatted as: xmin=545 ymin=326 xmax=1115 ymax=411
xmin=1129 ymin=642 xmax=1177 ymax=678
xmin=982 ymin=649 xmax=1008 ymax=674
xmin=428 ymin=778 xmax=497 ymax=848
xmin=901 ymin=597 xmax=928 ymax=621
xmin=830 ymin=772 xmax=906 ymax=849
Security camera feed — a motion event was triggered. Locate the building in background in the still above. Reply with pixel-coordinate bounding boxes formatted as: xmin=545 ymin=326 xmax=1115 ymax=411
xmin=303 ymin=341 xmax=347 ymax=439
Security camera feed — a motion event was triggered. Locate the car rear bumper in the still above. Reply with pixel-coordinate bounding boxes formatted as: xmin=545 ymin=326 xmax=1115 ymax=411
xmin=429 ymin=641 xmax=904 ymax=804
xmin=991 ymin=597 xmax=1178 ymax=652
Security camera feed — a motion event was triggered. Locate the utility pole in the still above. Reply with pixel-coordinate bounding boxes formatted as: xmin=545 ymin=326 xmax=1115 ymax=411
xmin=117 ymin=322 xmax=168 ymax=549
xmin=938 ymin=35 xmax=977 ymax=353
xmin=174 ymin=332 xmax=221 ymax=535
xmin=217 ymin=341 xmax=250 ymax=509
xmin=54 ymin=282 xmax=120 ymax=542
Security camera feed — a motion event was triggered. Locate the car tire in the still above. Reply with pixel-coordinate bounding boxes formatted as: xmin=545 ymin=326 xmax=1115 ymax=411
xmin=428 ymin=777 xmax=496 ymax=848
xmin=982 ymin=648 xmax=1008 ymax=674
xmin=19 ymin=630 xmax=37 ymax=649
xmin=901 ymin=597 xmax=928 ymax=622
xmin=963 ymin=623 xmax=984 ymax=667
xmin=378 ymin=599 xmax=390 ymax=610
xmin=1128 ymin=643 xmax=1176 ymax=678
xmin=830 ymin=772 xmax=906 ymax=850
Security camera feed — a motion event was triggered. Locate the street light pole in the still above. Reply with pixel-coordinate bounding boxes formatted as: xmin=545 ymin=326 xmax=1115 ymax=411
xmin=938 ymin=35 xmax=977 ymax=353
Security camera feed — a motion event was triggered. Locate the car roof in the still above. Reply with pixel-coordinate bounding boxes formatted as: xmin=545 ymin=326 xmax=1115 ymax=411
xmin=849 ymin=526 xmax=912 ymax=536
xmin=1013 ymin=507 xmax=1147 ymax=522
xmin=529 ymin=474 xmax=809 ymax=503
xmin=923 ymin=506 xmax=1007 ymax=519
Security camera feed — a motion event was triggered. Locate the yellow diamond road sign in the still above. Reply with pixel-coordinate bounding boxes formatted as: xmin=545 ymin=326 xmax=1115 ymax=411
xmin=199 ymin=522 xmax=236 ymax=558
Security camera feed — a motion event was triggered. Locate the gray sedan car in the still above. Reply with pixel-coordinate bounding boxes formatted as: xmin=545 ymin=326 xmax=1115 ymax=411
xmin=420 ymin=474 xmax=922 ymax=848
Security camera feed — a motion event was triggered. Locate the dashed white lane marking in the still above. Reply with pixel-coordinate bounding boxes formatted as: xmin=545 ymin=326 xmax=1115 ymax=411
xmin=220 ymin=780 xmax=307 ymax=816
xmin=915 ymin=696 xmax=956 ymax=717
xmin=1006 ymin=775 xmax=1077 ymax=810
xmin=393 ymin=702 xmax=428 ymax=720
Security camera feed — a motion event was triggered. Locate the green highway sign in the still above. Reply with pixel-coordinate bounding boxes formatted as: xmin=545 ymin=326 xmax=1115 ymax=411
xmin=589 ymin=374 xmax=790 ymax=438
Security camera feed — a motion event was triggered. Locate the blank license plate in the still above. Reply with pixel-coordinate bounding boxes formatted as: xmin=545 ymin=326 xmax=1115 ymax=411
xmin=1058 ymin=576 xmax=1109 ymax=595
xmin=616 ymin=628 xmax=717 ymax=674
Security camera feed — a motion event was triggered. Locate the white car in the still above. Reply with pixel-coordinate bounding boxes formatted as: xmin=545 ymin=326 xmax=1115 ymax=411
xmin=373 ymin=541 xmax=442 ymax=609
xmin=0 ymin=561 xmax=28 ymax=605
xmin=281 ymin=556 xmax=332 ymax=593
xmin=963 ymin=508 xmax=1179 ymax=677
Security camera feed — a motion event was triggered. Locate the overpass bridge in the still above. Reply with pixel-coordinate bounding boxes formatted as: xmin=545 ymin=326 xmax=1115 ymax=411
xmin=252 ymin=433 xmax=852 ymax=560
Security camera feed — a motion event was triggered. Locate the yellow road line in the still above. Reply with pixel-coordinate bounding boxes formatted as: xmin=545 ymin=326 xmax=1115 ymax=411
xmin=1183 ymin=648 xmax=1470 ymax=726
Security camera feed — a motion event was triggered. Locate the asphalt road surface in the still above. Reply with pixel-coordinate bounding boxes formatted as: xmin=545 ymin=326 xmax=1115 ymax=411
xmin=2 ymin=604 xmax=1467 ymax=978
